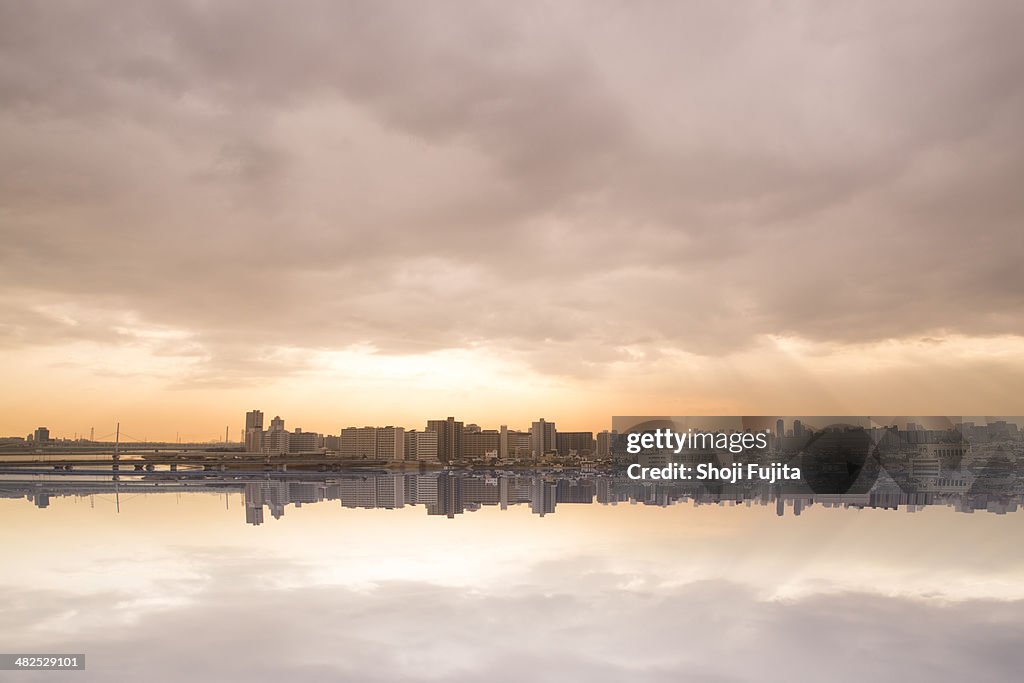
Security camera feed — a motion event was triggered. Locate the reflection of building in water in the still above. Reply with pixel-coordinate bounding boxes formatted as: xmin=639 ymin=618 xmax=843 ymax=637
xmin=408 ymin=474 xmax=437 ymax=506
xmin=337 ymin=477 xmax=406 ymax=509
xmin=461 ymin=476 xmax=500 ymax=505
xmin=556 ymin=479 xmax=596 ymax=503
xmin=244 ymin=481 xmax=289 ymax=519
xmin=5 ymin=466 xmax=1023 ymax=525
xmin=531 ymin=477 xmax=557 ymax=516
xmin=427 ymin=473 xmax=463 ymax=518
xmin=245 ymin=505 xmax=264 ymax=526
xmin=910 ymin=456 xmax=941 ymax=479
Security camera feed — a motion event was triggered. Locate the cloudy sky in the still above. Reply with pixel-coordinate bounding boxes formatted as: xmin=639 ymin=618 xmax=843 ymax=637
xmin=2 ymin=1 xmax=1023 ymax=438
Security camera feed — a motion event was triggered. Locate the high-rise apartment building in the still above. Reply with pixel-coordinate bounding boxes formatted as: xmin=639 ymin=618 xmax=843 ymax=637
xmin=244 ymin=409 xmax=264 ymax=452
xmin=340 ymin=427 xmax=379 ymax=459
xmin=530 ymin=418 xmax=557 ymax=457
xmin=426 ymin=417 xmax=463 ymax=463
xmin=463 ymin=429 xmax=500 ymax=460
xmin=507 ymin=430 xmax=531 ymax=457
xmin=376 ymin=426 xmax=405 ymax=461
xmin=405 ymin=430 xmax=440 ymax=463
xmin=596 ymin=430 xmax=617 ymax=458
xmin=264 ymin=415 xmax=289 ymax=454
xmin=289 ymin=428 xmax=321 ymax=453
xmin=556 ymin=431 xmax=594 ymax=456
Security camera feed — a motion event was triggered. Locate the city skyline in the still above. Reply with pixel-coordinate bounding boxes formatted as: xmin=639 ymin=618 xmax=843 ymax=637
xmin=8 ymin=412 xmax=1021 ymax=445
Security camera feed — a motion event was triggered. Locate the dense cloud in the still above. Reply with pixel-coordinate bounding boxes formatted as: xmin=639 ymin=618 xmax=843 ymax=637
xmin=2 ymin=1 xmax=1023 ymax=382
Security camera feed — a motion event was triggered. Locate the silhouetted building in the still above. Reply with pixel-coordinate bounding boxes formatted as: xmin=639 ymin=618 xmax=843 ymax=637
xmin=244 ymin=410 xmax=264 ymax=452
xmin=376 ymin=427 xmax=405 ymax=461
xmin=427 ymin=417 xmax=463 ymax=463
xmin=289 ymin=428 xmax=321 ymax=453
xmin=596 ymin=430 xmax=616 ymax=458
xmin=507 ymin=430 xmax=531 ymax=457
xmin=405 ymin=430 xmax=439 ymax=463
xmin=463 ymin=429 xmax=500 ymax=460
xmin=341 ymin=427 xmax=378 ymax=459
xmin=557 ymin=431 xmax=594 ymax=456
xmin=264 ymin=416 xmax=289 ymax=454
xmin=530 ymin=419 xmax=557 ymax=457
xmin=33 ymin=427 xmax=50 ymax=444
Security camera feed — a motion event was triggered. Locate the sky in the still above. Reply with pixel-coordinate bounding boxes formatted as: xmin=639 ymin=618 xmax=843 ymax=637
xmin=2 ymin=1 xmax=1024 ymax=439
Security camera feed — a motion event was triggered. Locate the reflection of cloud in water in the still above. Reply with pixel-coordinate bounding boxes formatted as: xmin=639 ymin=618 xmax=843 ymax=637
xmin=2 ymin=555 xmax=1023 ymax=682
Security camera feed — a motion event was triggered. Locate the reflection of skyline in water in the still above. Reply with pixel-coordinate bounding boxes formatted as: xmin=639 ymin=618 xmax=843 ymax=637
xmin=3 ymin=459 xmax=1023 ymax=681
xmin=4 ymin=454 xmax=1022 ymax=525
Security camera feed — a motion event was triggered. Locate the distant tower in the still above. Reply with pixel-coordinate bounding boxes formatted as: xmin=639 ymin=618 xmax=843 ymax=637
xmin=793 ymin=420 xmax=804 ymax=438
xmin=34 ymin=427 xmax=50 ymax=444
xmin=776 ymin=419 xmax=784 ymax=438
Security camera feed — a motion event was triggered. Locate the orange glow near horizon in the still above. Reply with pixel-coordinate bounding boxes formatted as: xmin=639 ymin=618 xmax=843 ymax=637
xmin=4 ymin=333 xmax=1024 ymax=440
